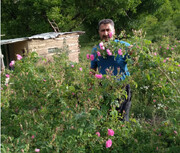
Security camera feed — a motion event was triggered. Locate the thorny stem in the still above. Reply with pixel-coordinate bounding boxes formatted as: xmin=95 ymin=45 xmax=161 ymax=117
xmin=158 ymin=67 xmax=180 ymax=96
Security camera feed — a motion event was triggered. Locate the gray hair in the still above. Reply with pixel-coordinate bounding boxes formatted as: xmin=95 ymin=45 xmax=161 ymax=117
xmin=98 ymin=19 xmax=114 ymax=29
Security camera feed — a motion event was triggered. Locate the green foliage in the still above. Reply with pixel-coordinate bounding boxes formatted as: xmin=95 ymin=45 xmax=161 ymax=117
xmin=1 ymin=0 xmax=52 ymax=38
xmin=2 ymin=0 xmax=180 ymax=42
xmin=1 ymin=32 xmax=180 ymax=152
xmin=1 ymin=0 xmax=83 ymax=38
xmin=128 ymin=35 xmax=180 ymax=120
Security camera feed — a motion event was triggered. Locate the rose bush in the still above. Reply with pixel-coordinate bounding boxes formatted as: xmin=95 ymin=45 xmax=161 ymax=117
xmin=1 ymin=31 xmax=180 ymax=152
xmin=91 ymin=32 xmax=131 ymax=59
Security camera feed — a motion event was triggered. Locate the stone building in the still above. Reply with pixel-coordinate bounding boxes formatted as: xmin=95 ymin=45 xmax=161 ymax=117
xmin=0 ymin=31 xmax=85 ymax=68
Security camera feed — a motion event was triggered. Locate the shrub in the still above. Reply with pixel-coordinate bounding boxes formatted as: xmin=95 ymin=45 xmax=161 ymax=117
xmin=1 ymin=32 xmax=180 ymax=152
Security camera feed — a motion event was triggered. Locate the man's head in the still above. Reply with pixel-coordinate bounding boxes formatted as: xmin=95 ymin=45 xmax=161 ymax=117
xmin=98 ymin=19 xmax=115 ymax=41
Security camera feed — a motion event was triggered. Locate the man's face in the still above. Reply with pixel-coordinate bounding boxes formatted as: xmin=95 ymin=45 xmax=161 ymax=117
xmin=99 ymin=23 xmax=115 ymax=41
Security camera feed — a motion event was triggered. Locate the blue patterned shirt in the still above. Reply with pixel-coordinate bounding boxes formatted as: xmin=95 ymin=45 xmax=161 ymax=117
xmin=91 ymin=40 xmax=130 ymax=80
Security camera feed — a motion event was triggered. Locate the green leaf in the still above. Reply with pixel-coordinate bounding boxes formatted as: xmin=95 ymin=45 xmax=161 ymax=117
xmin=146 ymin=74 xmax=150 ymax=80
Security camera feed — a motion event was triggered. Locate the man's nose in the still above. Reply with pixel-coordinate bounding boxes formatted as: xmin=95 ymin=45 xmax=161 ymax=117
xmin=104 ymin=31 xmax=108 ymax=36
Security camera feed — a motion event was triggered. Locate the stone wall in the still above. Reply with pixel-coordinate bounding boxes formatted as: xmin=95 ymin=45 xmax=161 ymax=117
xmin=28 ymin=33 xmax=80 ymax=62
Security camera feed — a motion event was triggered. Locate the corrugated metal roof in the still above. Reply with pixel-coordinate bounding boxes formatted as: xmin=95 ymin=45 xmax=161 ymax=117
xmin=0 ymin=31 xmax=85 ymax=45
xmin=0 ymin=37 xmax=28 ymax=45
xmin=29 ymin=31 xmax=85 ymax=40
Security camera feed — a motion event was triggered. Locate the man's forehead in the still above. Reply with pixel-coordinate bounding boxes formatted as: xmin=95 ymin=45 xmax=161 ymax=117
xmin=99 ymin=24 xmax=113 ymax=30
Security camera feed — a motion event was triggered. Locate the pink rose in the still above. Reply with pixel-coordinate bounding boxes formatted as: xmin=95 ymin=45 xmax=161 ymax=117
xmin=79 ymin=67 xmax=82 ymax=71
xmin=97 ymin=51 xmax=101 ymax=56
xmin=118 ymin=49 xmax=123 ymax=55
xmin=35 ymin=148 xmax=40 ymax=152
xmin=109 ymin=32 xmax=113 ymax=38
xmin=163 ymin=59 xmax=166 ymax=63
xmin=106 ymin=139 xmax=112 ymax=148
xmin=154 ymin=52 xmax=157 ymax=56
xmin=31 ymin=135 xmax=35 ymax=139
xmin=90 ymin=54 xmax=95 ymax=61
xmin=95 ymin=74 xmax=103 ymax=79
xmin=106 ymin=49 xmax=112 ymax=56
xmin=100 ymin=46 xmax=105 ymax=50
xmin=16 ymin=54 xmax=22 ymax=60
xmin=86 ymin=54 xmax=90 ymax=59
xmin=5 ymin=74 xmax=10 ymax=78
xmin=108 ymin=129 xmax=114 ymax=136
xmin=99 ymin=42 xmax=105 ymax=50
xmin=96 ymin=132 xmax=100 ymax=137
xmin=9 ymin=60 xmax=15 ymax=67
xmin=99 ymin=42 xmax=103 ymax=47
xmin=71 ymin=65 xmax=74 ymax=68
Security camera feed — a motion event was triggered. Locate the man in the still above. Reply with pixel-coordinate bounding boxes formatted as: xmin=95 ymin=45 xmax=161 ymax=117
xmin=90 ymin=19 xmax=132 ymax=121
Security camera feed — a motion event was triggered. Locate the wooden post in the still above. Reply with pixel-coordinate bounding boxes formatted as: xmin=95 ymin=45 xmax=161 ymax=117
xmin=1 ymin=34 xmax=6 ymax=70
xmin=0 ymin=47 xmax=5 ymax=70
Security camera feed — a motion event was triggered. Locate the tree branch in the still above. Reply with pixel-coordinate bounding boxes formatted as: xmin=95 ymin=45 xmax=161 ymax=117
xmin=158 ymin=67 xmax=180 ymax=96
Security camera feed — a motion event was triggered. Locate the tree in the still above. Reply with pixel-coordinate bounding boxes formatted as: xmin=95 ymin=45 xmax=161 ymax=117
xmin=73 ymin=0 xmax=142 ymax=38
xmin=1 ymin=0 xmax=83 ymax=39
xmin=2 ymin=0 xmax=180 ymax=40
